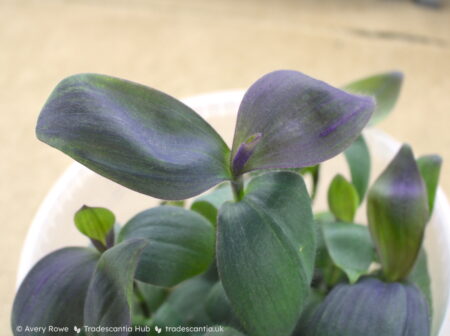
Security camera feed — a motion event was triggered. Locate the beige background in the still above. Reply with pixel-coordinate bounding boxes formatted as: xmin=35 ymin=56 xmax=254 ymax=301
xmin=1 ymin=0 xmax=449 ymax=332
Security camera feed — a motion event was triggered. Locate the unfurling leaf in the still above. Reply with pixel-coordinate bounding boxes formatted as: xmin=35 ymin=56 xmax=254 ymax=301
xmin=118 ymin=206 xmax=215 ymax=287
xmin=36 ymin=74 xmax=231 ymax=200
xmin=301 ymin=278 xmax=430 ymax=336
xmin=417 ymin=154 xmax=442 ymax=214
xmin=217 ymin=172 xmax=315 ymax=336
xmin=321 ymin=221 xmax=375 ymax=283
xmin=344 ymin=135 xmax=371 ymax=202
xmin=74 ymin=205 xmax=115 ymax=247
xmin=327 ymin=175 xmax=359 ymax=222
xmin=367 ymin=145 xmax=429 ymax=281
xmin=84 ymin=239 xmax=148 ymax=336
xmin=344 ymin=71 xmax=403 ymax=125
xmin=12 ymin=248 xmax=99 ymax=336
xmin=231 ymin=70 xmax=374 ymax=175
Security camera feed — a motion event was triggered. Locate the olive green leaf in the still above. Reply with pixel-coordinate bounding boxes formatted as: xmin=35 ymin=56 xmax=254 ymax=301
xmin=327 ymin=174 xmax=359 ymax=222
xmin=74 ymin=205 xmax=115 ymax=247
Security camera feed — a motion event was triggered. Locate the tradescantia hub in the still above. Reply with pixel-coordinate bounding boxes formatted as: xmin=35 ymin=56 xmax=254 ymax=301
xmin=12 ymin=70 xmax=441 ymax=336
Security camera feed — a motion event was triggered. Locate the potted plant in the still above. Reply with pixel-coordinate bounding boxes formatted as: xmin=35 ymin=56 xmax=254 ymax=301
xmin=12 ymin=70 xmax=446 ymax=335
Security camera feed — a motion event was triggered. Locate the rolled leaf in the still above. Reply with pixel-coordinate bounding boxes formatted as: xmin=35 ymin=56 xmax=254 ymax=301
xmin=344 ymin=135 xmax=371 ymax=202
xmin=231 ymin=70 xmax=374 ymax=175
xmin=327 ymin=174 xmax=359 ymax=222
xmin=74 ymin=205 xmax=115 ymax=247
xmin=36 ymin=74 xmax=231 ymax=200
xmin=84 ymin=239 xmax=148 ymax=336
xmin=367 ymin=145 xmax=429 ymax=281
xmin=301 ymin=278 xmax=430 ymax=336
xmin=417 ymin=154 xmax=442 ymax=214
xmin=217 ymin=172 xmax=315 ymax=336
xmin=12 ymin=248 xmax=99 ymax=336
xmin=343 ymin=71 xmax=403 ymax=125
xmin=191 ymin=185 xmax=233 ymax=226
xmin=321 ymin=221 xmax=375 ymax=283
xmin=118 ymin=206 xmax=215 ymax=287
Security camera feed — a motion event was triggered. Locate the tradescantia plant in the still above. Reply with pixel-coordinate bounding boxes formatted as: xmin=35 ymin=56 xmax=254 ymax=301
xmin=12 ymin=70 xmax=442 ymax=336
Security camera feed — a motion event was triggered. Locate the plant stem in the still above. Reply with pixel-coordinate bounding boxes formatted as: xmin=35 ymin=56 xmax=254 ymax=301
xmin=231 ymin=175 xmax=244 ymax=201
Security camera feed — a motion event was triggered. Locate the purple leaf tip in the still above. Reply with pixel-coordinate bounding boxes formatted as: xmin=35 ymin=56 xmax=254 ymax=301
xmin=232 ymin=133 xmax=263 ymax=176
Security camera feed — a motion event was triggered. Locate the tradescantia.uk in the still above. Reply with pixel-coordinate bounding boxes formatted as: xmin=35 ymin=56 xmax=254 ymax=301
xmin=12 ymin=70 xmax=442 ymax=336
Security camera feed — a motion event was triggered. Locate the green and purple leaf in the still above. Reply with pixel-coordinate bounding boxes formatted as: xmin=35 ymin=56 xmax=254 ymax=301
xmin=12 ymin=248 xmax=99 ymax=336
xmin=230 ymin=70 xmax=374 ymax=176
xmin=74 ymin=205 xmax=115 ymax=249
xmin=367 ymin=145 xmax=429 ymax=281
xmin=217 ymin=172 xmax=315 ymax=336
xmin=301 ymin=278 xmax=430 ymax=336
xmin=417 ymin=154 xmax=442 ymax=214
xmin=84 ymin=239 xmax=148 ymax=336
xmin=327 ymin=174 xmax=359 ymax=222
xmin=118 ymin=206 xmax=215 ymax=287
xmin=344 ymin=135 xmax=371 ymax=202
xmin=321 ymin=221 xmax=375 ymax=283
xmin=344 ymin=71 xmax=403 ymax=125
xmin=36 ymin=74 xmax=231 ymax=200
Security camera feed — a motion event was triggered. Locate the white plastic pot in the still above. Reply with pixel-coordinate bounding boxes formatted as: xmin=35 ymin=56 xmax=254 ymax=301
xmin=17 ymin=91 xmax=450 ymax=335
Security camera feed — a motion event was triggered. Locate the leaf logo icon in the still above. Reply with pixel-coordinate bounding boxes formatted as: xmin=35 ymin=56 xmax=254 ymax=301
xmin=155 ymin=325 xmax=162 ymax=334
xmin=74 ymin=326 xmax=81 ymax=334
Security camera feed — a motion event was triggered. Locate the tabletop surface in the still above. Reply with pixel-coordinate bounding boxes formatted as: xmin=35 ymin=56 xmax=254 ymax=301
xmin=1 ymin=0 xmax=449 ymax=332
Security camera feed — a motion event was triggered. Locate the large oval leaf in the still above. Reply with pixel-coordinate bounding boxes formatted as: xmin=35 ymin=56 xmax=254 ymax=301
xmin=301 ymin=277 xmax=430 ymax=336
xmin=217 ymin=172 xmax=315 ymax=336
xmin=343 ymin=71 xmax=403 ymax=126
xmin=230 ymin=70 xmax=374 ymax=175
xmin=12 ymin=247 xmax=99 ymax=335
xmin=36 ymin=74 xmax=231 ymax=200
xmin=118 ymin=206 xmax=215 ymax=287
xmin=367 ymin=145 xmax=429 ymax=281
xmin=84 ymin=239 xmax=148 ymax=336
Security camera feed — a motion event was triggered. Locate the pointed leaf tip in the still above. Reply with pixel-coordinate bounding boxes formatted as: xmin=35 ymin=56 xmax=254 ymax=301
xmin=231 ymin=70 xmax=374 ymax=174
xmin=367 ymin=144 xmax=429 ymax=281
